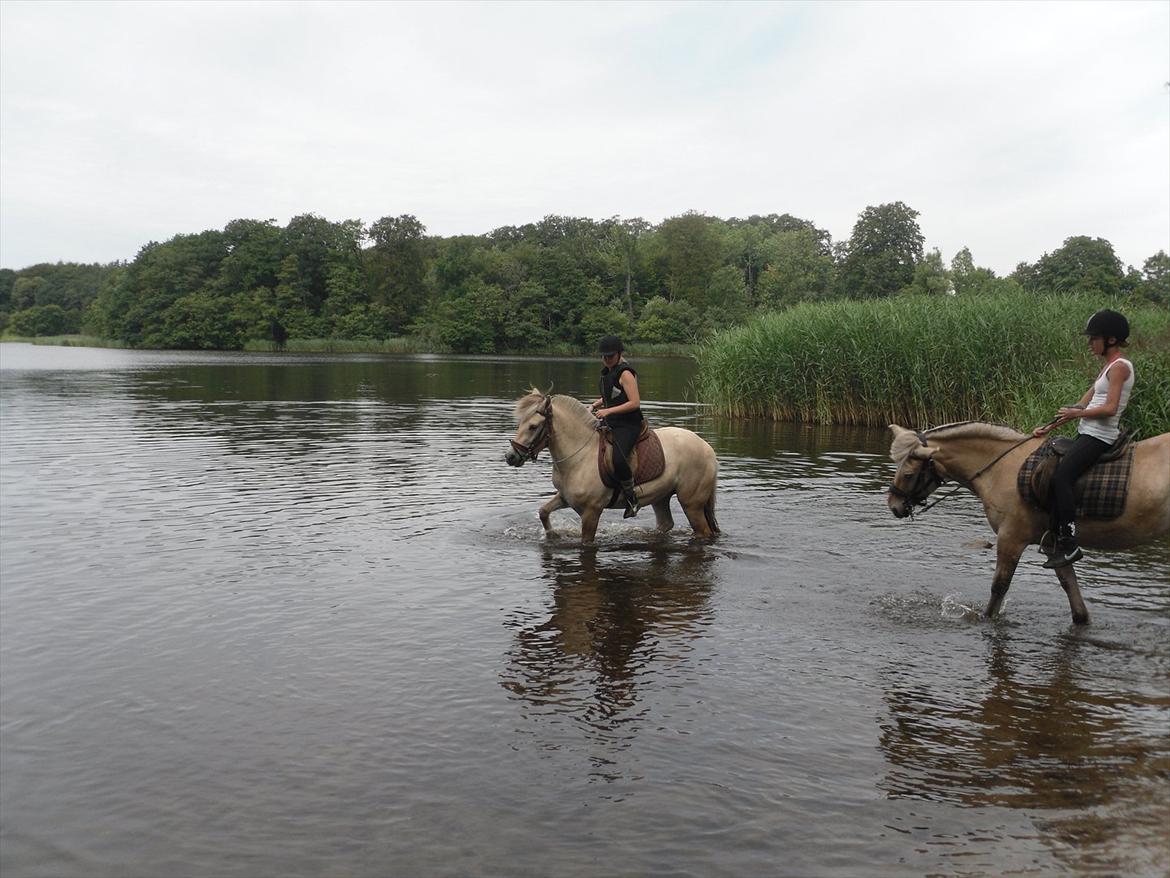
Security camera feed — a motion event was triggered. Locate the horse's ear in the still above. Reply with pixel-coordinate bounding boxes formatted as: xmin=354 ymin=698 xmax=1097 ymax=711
xmin=909 ymin=444 xmax=937 ymax=460
xmin=889 ymin=424 xmax=910 ymax=439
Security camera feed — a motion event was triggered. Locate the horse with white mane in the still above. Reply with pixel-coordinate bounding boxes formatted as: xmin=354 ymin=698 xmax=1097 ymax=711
xmin=886 ymin=420 xmax=1170 ymax=624
xmin=505 ymin=389 xmax=719 ymax=543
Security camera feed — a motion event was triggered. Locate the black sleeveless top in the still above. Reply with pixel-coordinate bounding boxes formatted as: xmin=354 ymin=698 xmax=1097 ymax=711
xmin=599 ymin=362 xmax=644 ymax=427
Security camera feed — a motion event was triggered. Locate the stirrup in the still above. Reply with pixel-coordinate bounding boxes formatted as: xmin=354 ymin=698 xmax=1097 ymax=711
xmin=1043 ymin=543 xmax=1083 ymax=569
xmin=1037 ymin=530 xmax=1056 ymax=556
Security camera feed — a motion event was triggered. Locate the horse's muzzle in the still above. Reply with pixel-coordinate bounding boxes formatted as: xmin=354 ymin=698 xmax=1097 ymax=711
xmin=887 ymin=493 xmax=911 ymax=519
xmin=504 ymin=450 xmax=524 ymax=467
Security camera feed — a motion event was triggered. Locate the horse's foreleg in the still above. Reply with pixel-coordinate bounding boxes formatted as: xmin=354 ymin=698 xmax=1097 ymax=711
xmin=579 ymin=506 xmax=602 ymax=545
xmin=985 ymin=538 xmax=1024 ymax=619
xmin=538 ymin=493 xmax=566 ymax=538
xmin=652 ymin=498 xmax=674 ymax=533
xmin=1053 ymin=564 xmax=1090 ymax=626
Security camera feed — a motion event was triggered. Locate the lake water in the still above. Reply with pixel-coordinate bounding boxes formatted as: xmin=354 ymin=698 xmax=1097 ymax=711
xmin=1 ymin=342 xmax=1167 ymax=877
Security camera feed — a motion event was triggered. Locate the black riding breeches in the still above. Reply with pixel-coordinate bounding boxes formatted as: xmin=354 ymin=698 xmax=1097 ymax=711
xmin=1050 ymin=433 xmax=1110 ymax=533
xmin=608 ymin=422 xmax=641 ymax=483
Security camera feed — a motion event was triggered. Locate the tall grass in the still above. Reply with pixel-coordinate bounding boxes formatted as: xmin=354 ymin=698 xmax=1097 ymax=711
xmin=695 ymin=293 xmax=1170 ymax=438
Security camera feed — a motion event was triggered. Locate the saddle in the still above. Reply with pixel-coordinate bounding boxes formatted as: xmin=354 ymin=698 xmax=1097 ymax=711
xmin=597 ymin=420 xmax=666 ymax=490
xmin=1017 ymin=433 xmax=1135 ymax=520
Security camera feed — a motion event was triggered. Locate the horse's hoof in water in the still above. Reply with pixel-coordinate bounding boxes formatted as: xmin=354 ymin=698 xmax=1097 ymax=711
xmin=1072 ymin=612 xmax=1090 ymax=626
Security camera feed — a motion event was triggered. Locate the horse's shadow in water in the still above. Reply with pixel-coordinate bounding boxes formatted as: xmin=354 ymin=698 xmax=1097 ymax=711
xmin=500 ymin=546 xmax=716 ymax=756
xmin=877 ymin=629 xmax=1168 ymax=873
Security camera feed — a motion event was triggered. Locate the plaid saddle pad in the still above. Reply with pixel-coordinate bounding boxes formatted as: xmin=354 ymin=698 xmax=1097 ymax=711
xmin=1017 ymin=439 xmax=1135 ymax=520
xmin=598 ymin=423 xmax=665 ymax=489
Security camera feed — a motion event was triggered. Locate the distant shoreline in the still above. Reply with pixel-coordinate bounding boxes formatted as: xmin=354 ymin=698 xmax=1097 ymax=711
xmin=0 ymin=335 xmax=699 ymax=359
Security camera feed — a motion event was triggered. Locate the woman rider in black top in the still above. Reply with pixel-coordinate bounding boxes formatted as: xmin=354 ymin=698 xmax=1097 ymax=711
xmin=589 ymin=335 xmax=644 ymax=517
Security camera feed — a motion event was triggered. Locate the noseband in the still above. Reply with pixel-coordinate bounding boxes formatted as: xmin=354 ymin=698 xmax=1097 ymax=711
xmin=509 ymin=396 xmax=554 ymax=462
xmin=888 ymin=432 xmax=946 ymax=513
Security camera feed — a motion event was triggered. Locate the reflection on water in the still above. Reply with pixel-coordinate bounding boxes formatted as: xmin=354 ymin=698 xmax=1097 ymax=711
xmin=501 ymin=547 xmax=714 ymax=773
xmin=2 ymin=343 xmax=1168 ymax=878
xmin=879 ymin=628 xmax=1170 ymax=875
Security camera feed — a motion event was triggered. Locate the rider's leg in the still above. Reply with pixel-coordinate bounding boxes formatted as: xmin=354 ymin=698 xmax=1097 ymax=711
xmin=1044 ymin=434 xmax=1109 ymax=568
xmin=611 ymin=425 xmax=640 ymax=517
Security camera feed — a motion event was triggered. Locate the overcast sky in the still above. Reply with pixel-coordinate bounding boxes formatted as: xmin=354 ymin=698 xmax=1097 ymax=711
xmin=1 ymin=0 xmax=1167 ymax=276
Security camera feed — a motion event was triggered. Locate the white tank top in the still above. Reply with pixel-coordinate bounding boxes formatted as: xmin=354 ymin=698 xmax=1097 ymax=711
xmin=1078 ymin=357 xmax=1134 ymax=443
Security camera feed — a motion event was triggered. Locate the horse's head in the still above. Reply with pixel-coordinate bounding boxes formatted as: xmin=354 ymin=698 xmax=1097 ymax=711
xmin=505 ymin=391 xmax=553 ymax=467
xmin=887 ymin=424 xmax=945 ymax=518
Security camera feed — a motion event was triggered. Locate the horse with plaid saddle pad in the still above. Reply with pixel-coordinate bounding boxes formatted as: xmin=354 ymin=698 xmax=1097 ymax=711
xmin=1017 ymin=433 xmax=1135 ymax=520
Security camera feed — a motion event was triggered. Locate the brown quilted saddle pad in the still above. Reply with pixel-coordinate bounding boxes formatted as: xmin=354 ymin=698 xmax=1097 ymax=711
xmin=1017 ymin=436 xmax=1135 ymax=520
xmin=597 ymin=422 xmax=665 ymax=489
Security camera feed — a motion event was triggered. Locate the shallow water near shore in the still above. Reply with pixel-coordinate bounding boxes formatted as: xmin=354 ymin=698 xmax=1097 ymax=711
xmin=2 ymin=342 xmax=1168 ymax=877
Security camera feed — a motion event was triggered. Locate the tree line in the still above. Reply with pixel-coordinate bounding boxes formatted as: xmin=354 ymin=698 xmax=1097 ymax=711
xmin=1 ymin=203 xmax=1166 ymax=351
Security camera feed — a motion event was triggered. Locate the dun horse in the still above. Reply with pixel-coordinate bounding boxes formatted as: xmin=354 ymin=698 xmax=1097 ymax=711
xmin=505 ymin=389 xmax=719 ymax=543
xmin=886 ymin=421 xmax=1170 ymax=624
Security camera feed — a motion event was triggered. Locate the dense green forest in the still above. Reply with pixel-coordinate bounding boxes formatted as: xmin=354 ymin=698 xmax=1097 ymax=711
xmin=1 ymin=203 xmax=1167 ymax=351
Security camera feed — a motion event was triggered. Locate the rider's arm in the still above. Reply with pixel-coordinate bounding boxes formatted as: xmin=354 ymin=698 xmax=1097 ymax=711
xmin=1064 ymin=362 xmax=1130 ymax=421
xmin=1035 ymin=388 xmax=1093 ymax=436
xmin=596 ymin=372 xmax=641 ymax=417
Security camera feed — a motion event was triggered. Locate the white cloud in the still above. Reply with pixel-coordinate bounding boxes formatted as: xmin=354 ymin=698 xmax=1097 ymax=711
xmin=1 ymin=0 xmax=1167 ymax=275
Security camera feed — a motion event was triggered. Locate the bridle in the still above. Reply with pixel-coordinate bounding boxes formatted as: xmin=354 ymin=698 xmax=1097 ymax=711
xmin=888 ymin=424 xmax=1047 ymax=517
xmin=509 ymin=395 xmax=554 ymax=463
xmin=508 ymin=395 xmax=603 ymax=466
xmin=887 ymin=432 xmax=948 ymax=516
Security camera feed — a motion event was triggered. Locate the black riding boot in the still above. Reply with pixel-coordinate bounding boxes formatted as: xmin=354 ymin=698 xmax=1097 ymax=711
xmin=1043 ymin=524 xmax=1084 ymax=568
xmin=620 ymin=478 xmax=639 ymax=518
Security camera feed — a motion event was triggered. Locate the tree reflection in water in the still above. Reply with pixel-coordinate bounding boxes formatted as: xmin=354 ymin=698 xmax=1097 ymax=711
xmin=500 ymin=545 xmax=715 ymax=778
xmin=878 ymin=629 xmax=1170 ymax=875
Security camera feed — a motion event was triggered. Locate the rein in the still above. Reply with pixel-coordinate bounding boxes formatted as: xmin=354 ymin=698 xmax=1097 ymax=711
xmin=892 ymin=424 xmax=1050 ymax=517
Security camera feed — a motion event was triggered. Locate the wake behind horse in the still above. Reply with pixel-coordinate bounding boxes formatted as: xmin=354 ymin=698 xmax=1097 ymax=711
xmin=505 ymin=389 xmax=719 ymax=543
xmin=886 ymin=421 xmax=1170 ymax=624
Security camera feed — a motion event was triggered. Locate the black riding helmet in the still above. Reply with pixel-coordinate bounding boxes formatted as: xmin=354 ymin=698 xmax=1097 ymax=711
xmin=1083 ymin=309 xmax=1129 ymax=347
xmin=598 ymin=335 xmax=624 ymax=356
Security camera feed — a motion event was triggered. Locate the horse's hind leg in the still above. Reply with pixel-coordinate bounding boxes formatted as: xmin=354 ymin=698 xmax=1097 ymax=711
xmin=681 ymin=499 xmax=714 ymax=539
xmin=652 ymin=498 xmax=674 ymax=533
xmin=1054 ymin=564 xmax=1090 ymax=625
xmin=539 ymin=493 xmax=566 ymax=538
xmin=703 ymin=492 xmax=719 ymax=534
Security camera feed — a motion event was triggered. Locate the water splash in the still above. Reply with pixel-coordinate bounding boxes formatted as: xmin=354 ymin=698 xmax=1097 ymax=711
xmin=941 ymin=593 xmax=983 ymax=621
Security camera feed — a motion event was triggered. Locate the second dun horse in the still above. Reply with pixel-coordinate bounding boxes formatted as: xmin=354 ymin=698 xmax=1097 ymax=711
xmin=505 ymin=389 xmax=719 ymax=543
xmin=887 ymin=421 xmax=1170 ymax=624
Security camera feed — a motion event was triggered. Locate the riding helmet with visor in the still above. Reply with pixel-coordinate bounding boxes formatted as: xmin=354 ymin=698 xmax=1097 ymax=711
xmin=598 ymin=335 xmax=624 ymax=356
xmin=1083 ymin=309 xmax=1129 ymax=347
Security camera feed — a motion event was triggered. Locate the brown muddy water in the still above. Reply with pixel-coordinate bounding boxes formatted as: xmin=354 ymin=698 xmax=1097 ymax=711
xmin=1 ymin=343 xmax=1167 ymax=878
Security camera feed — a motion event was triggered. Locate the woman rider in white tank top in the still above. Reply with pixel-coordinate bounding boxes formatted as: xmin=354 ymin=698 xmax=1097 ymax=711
xmin=1032 ymin=309 xmax=1134 ymax=568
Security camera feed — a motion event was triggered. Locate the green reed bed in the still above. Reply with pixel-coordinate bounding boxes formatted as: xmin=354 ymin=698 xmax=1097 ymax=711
xmin=695 ymin=293 xmax=1170 ymax=438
